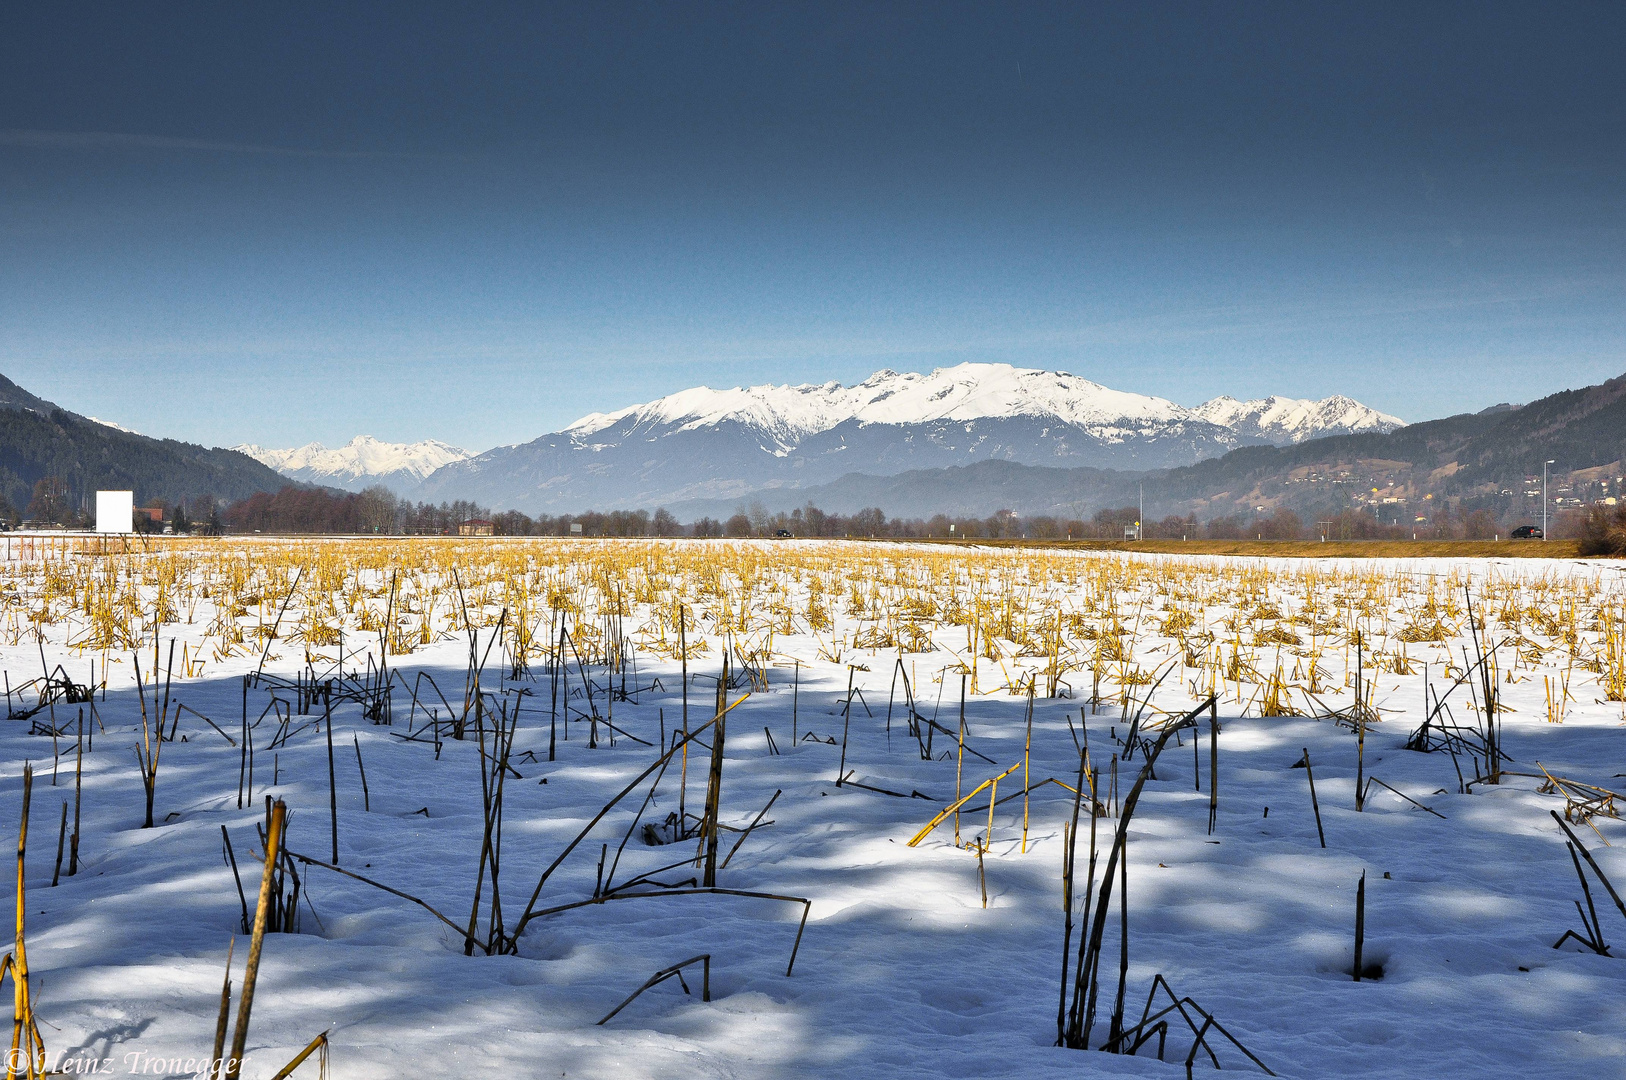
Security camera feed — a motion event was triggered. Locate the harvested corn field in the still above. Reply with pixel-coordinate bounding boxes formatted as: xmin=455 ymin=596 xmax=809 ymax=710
xmin=0 ymin=536 xmax=1621 ymax=1078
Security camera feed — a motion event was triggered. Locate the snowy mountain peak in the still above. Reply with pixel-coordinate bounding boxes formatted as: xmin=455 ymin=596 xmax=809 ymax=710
xmin=562 ymin=362 xmax=1398 ymax=448
xmin=88 ymin=416 xmax=144 ymax=436
xmin=564 ymin=362 xmax=1193 ymax=448
xmin=413 ymin=363 xmax=1409 ymax=512
xmin=1191 ymin=393 xmax=1403 ymax=443
xmin=233 ymin=436 xmax=473 ymax=494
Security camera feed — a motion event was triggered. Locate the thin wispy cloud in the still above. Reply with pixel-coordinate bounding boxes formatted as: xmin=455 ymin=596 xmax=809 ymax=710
xmin=0 ymin=128 xmax=405 ymax=159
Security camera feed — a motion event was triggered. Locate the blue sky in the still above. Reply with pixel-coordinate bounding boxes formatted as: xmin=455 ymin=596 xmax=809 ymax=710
xmin=2 ymin=2 xmax=1623 ymax=451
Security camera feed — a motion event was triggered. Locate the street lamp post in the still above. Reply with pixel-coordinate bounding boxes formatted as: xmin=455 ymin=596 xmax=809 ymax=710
xmin=1543 ymin=459 xmax=1554 ymax=540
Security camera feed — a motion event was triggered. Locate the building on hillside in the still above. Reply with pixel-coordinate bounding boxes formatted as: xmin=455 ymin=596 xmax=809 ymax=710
xmin=458 ymin=519 xmax=494 ymax=537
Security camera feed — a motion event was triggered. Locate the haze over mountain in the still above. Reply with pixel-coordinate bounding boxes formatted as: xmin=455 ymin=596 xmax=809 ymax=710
xmin=235 ymin=437 xmax=472 ymax=495
xmin=413 ymin=363 xmax=1401 ymax=513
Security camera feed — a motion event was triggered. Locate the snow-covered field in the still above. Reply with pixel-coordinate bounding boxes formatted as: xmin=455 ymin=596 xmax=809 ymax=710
xmin=0 ymin=539 xmax=1622 ymax=1079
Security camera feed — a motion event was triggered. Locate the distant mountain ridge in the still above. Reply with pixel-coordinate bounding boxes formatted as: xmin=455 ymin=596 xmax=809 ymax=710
xmin=667 ymin=370 xmax=1626 ymax=523
xmin=235 ymin=436 xmax=472 ymax=495
xmin=415 ymin=362 xmax=1401 ymax=512
xmin=0 ymin=373 xmax=290 ymax=515
xmin=0 ymin=374 xmax=72 ymax=419
xmin=1189 ymin=394 xmax=1395 ymax=445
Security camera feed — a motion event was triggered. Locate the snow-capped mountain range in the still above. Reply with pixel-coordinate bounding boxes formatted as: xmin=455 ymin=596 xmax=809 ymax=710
xmin=233 ymin=436 xmax=472 ymax=495
xmin=562 ymin=365 xmax=1206 ymax=452
xmin=410 ymin=363 xmax=1402 ymax=512
xmin=1188 ymin=393 xmax=1400 ymax=445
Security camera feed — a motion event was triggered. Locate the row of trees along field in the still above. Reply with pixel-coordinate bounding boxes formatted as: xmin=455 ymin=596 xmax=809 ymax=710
xmin=9 ymin=474 xmax=1581 ymax=540
xmin=11 ymin=487 xmax=1598 ymax=541
xmin=194 ymin=484 xmax=1587 ymax=541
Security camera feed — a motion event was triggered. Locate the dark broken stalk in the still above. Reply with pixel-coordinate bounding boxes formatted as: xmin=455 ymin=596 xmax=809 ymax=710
xmin=508 ymin=709 xmax=733 ymax=950
xmin=69 ymin=710 xmax=82 ymax=875
xmin=549 ymin=613 xmax=561 ymax=760
xmin=886 ymin=658 xmax=901 ymax=735
xmin=603 ymin=752 xmax=675 ymax=893
xmin=720 ymin=789 xmax=781 ymax=870
xmin=50 ymin=800 xmax=66 ymax=887
xmin=452 ymin=567 xmax=477 ymax=740
xmin=353 ymin=734 xmax=370 ymax=811
xmin=1193 ymin=712 xmax=1200 ymax=791
xmin=1300 ymin=748 xmax=1326 ymax=848
xmin=1353 ymin=871 xmax=1366 ymax=981
xmin=222 ymin=825 xmax=252 ymax=933
xmin=485 ymin=705 xmax=520 ymax=952
xmin=955 ymin=678 xmax=967 ymax=845
xmin=897 ymin=668 xmax=940 ymax=757
xmin=1207 ymin=697 xmax=1218 ymax=835
xmin=1109 ymin=973 xmax=1273 ymax=1073
xmin=558 ymin=624 xmax=599 ymax=745
xmin=252 ymin=568 xmax=303 ymax=686
xmin=673 ymin=642 xmax=688 ymax=829
xmin=596 ymin=954 xmax=711 ymax=1026
xmin=464 ymin=697 xmax=496 ymax=955
xmin=470 ymin=701 xmax=520 ymax=953
xmin=1110 ymin=823 xmax=1129 ymax=1049
xmin=132 ymin=651 xmax=165 ymax=828
xmin=210 ymin=938 xmax=235 ymax=1080
xmin=1057 ymin=745 xmax=1088 ymax=1046
xmin=1463 ymin=589 xmax=1501 ymax=783
xmin=702 ymin=658 xmax=729 ymax=887
xmin=1362 ymin=775 xmax=1445 ymax=818
xmin=49 ymin=688 xmax=59 ymax=785
xmin=238 ymin=677 xmax=248 ymax=810
xmin=836 ymin=665 xmax=855 ymax=786
xmin=1355 ymin=636 xmax=1365 ymax=811
xmin=1551 ymin=810 xmax=1626 ymax=925
xmin=287 ymin=847 xmax=480 ymax=948
xmin=526 ymin=886 xmax=812 ymax=975
xmin=160 ymin=643 xmax=178 ymax=742
xmin=1066 ymin=695 xmax=1213 ymax=1051
xmin=245 ymin=713 xmax=255 ymax=805
xmin=1022 ymin=680 xmax=1034 ymax=850
xmin=325 ymin=699 xmax=338 ymax=864
xmin=1554 ymin=842 xmax=1609 ymax=954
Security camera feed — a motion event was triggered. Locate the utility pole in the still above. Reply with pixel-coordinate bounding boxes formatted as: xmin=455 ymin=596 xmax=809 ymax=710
xmin=1543 ymin=459 xmax=1554 ymax=540
xmin=1138 ymin=482 xmax=1144 ymax=541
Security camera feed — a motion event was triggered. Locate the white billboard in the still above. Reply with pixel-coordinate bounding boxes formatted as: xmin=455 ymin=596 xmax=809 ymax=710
xmin=95 ymin=490 xmax=134 ymax=534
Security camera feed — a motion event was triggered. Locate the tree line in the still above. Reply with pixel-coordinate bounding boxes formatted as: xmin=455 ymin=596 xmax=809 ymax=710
xmin=12 ymin=476 xmax=1573 ymax=541
xmin=199 ymin=485 xmax=1577 ymax=540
